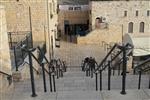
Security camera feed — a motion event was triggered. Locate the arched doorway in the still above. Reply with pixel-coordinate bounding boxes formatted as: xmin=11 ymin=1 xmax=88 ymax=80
xmin=139 ymin=22 xmax=144 ymax=33
xmin=128 ymin=22 xmax=133 ymax=33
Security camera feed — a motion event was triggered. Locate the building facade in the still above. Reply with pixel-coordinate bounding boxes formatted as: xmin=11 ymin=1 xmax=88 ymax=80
xmin=0 ymin=0 xmax=58 ymax=59
xmin=58 ymin=0 xmax=89 ymax=37
xmin=90 ymin=0 xmax=150 ymax=34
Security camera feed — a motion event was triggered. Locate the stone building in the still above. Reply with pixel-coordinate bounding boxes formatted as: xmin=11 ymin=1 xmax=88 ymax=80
xmin=0 ymin=0 xmax=58 ymax=94
xmin=77 ymin=0 xmax=150 ymax=44
xmin=58 ymin=0 xmax=89 ymax=37
xmin=89 ymin=0 xmax=150 ymax=34
xmin=0 ymin=0 xmax=58 ymax=57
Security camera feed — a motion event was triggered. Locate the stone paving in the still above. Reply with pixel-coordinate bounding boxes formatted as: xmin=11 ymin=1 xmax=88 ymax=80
xmin=1 ymin=67 xmax=150 ymax=100
xmin=54 ymin=41 xmax=106 ymax=66
xmin=1 ymin=41 xmax=150 ymax=100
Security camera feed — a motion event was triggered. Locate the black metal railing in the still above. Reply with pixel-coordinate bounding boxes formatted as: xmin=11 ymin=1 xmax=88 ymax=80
xmin=20 ymin=45 xmax=67 ymax=97
xmin=8 ymin=31 xmax=31 ymax=49
xmin=10 ymin=32 xmax=33 ymax=71
xmin=81 ymin=42 xmax=133 ymax=94
xmin=133 ymin=58 xmax=150 ymax=89
xmin=0 ymin=70 xmax=12 ymax=85
xmin=97 ymin=43 xmax=133 ymax=94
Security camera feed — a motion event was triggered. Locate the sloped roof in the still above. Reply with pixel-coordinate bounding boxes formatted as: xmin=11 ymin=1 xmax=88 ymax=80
xmin=58 ymin=0 xmax=89 ymax=5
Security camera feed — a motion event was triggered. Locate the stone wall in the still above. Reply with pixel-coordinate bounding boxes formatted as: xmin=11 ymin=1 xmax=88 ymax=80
xmin=58 ymin=11 xmax=89 ymax=35
xmin=77 ymin=24 xmax=122 ymax=44
xmin=90 ymin=1 xmax=150 ymax=34
xmin=0 ymin=0 xmax=58 ymax=60
xmin=0 ymin=5 xmax=12 ymax=92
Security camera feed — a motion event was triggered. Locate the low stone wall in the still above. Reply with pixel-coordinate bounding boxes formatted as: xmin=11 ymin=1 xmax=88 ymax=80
xmin=77 ymin=25 xmax=122 ymax=45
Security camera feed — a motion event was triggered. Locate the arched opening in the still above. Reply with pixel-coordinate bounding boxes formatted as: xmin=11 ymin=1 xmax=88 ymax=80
xmin=95 ymin=17 xmax=102 ymax=28
xmin=128 ymin=22 xmax=133 ymax=33
xmin=139 ymin=22 xmax=144 ymax=33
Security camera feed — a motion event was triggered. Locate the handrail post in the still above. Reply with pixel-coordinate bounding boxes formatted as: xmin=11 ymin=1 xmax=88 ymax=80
xmin=14 ymin=47 xmax=18 ymax=71
xmin=118 ymin=63 xmax=121 ymax=75
xmin=28 ymin=50 xmax=37 ymax=97
xmin=99 ymin=70 xmax=102 ymax=91
xmin=21 ymin=41 xmax=24 ymax=60
xmin=148 ymin=77 xmax=150 ymax=89
xmin=91 ymin=66 xmax=93 ymax=78
xmin=95 ymin=73 xmax=98 ymax=91
xmin=138 ymin=71 xmax=142 ymax=90
xmin=41 ymin=63 xmax=47 ymax=92
xmin=52 ymin=74 xmax=56 ymax=92
xmin=56 ymin=67 xmax=59 ymax=79
xmin=48 ymin=65 xmax=53 ymax=92
xmin=121 ymin=46 xmax=127 ymax=95
xmin=108 ymin=61 xmax=111 ymax=90
xmin=9 ymin=32 xmax=13 ymax=49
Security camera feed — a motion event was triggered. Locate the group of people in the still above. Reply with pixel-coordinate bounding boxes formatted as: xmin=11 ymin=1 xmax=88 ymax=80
xmin=81 ymin=57 xmax=98 ymax=72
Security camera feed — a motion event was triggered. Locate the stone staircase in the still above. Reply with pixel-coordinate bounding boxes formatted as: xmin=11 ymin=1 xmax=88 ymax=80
xmin=1 ymin=66 xmax=150 ymax=100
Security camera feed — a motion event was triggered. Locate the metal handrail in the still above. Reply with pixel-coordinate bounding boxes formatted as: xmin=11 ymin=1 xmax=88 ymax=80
xmin=0 ymin=70 xmax=12 ymax=85
xmin=95 ymin=43 xmax=133 ymax=73
xmin=134 ymin=58 xmax=150 ymax=72
xmin=30 ymin=53 xmax=50 ymax=74
xmin=95 ymin=43 xmax=118 ymax=73
xmin=23 ymin=62 xmax=39 ymax=74
xmin=0 ymin=70 xmax=11 ymax=77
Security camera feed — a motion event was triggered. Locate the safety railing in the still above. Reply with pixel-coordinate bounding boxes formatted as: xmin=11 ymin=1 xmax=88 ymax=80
xmin=94 ymin=43 xmax=133 ymax=94
xmin=133 ymin=58 xmax=150 ymax=89
xmin=20 ymin=45 xmax=67 ymax=97
xmin=8 ymin=31 xmax=32 ymax=49
xmin=10 ymin=32 xmax=33 ymax=71
xmin=0 ymin=70 xmax=12 ymax=85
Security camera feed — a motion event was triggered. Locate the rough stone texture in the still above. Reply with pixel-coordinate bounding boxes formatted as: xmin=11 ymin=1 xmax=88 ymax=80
xmin=0 ymin=0 xmax=58 ymax=59
xmin=90 ymin=1 xmax=150 ymax=34
xmin=0 ymin=5 xmax=12 ymax=90
xmin=54 ymin=41 xmax=106 ymax=66
xmin=78 ymin=0 xmax=150 ymax=45
xmin=77 ymin=24 xmax=122 ymax=44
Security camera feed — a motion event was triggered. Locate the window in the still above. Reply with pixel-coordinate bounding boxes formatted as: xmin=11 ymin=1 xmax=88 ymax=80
xmin=139 ymin=22 xmax=144 ymax=33
xmin=136 ymin=10 xmax=138 ymax=16
xmin=124 ymin=11 xmax=127 ymax=17
xmin=68 ymin=7 xmax=73 ymax=10
xmin=147 ymin=10 xmax=150 ymax=16
xmin=74 ymin=7 xmax=81 ymax=11
xmin=128 ymin=22 xmax=133 ymax=33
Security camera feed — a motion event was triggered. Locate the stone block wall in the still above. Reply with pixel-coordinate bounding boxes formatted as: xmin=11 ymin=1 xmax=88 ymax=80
xmin=90 ymin=0 xmax=150 ymax=34
xmin=0 ymin=0 xmax=58 ymax=60
xmin=0 ymin=5 xmax=12 ymax=92
xmin=77 ymin=24 xmax=122 ymax=44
